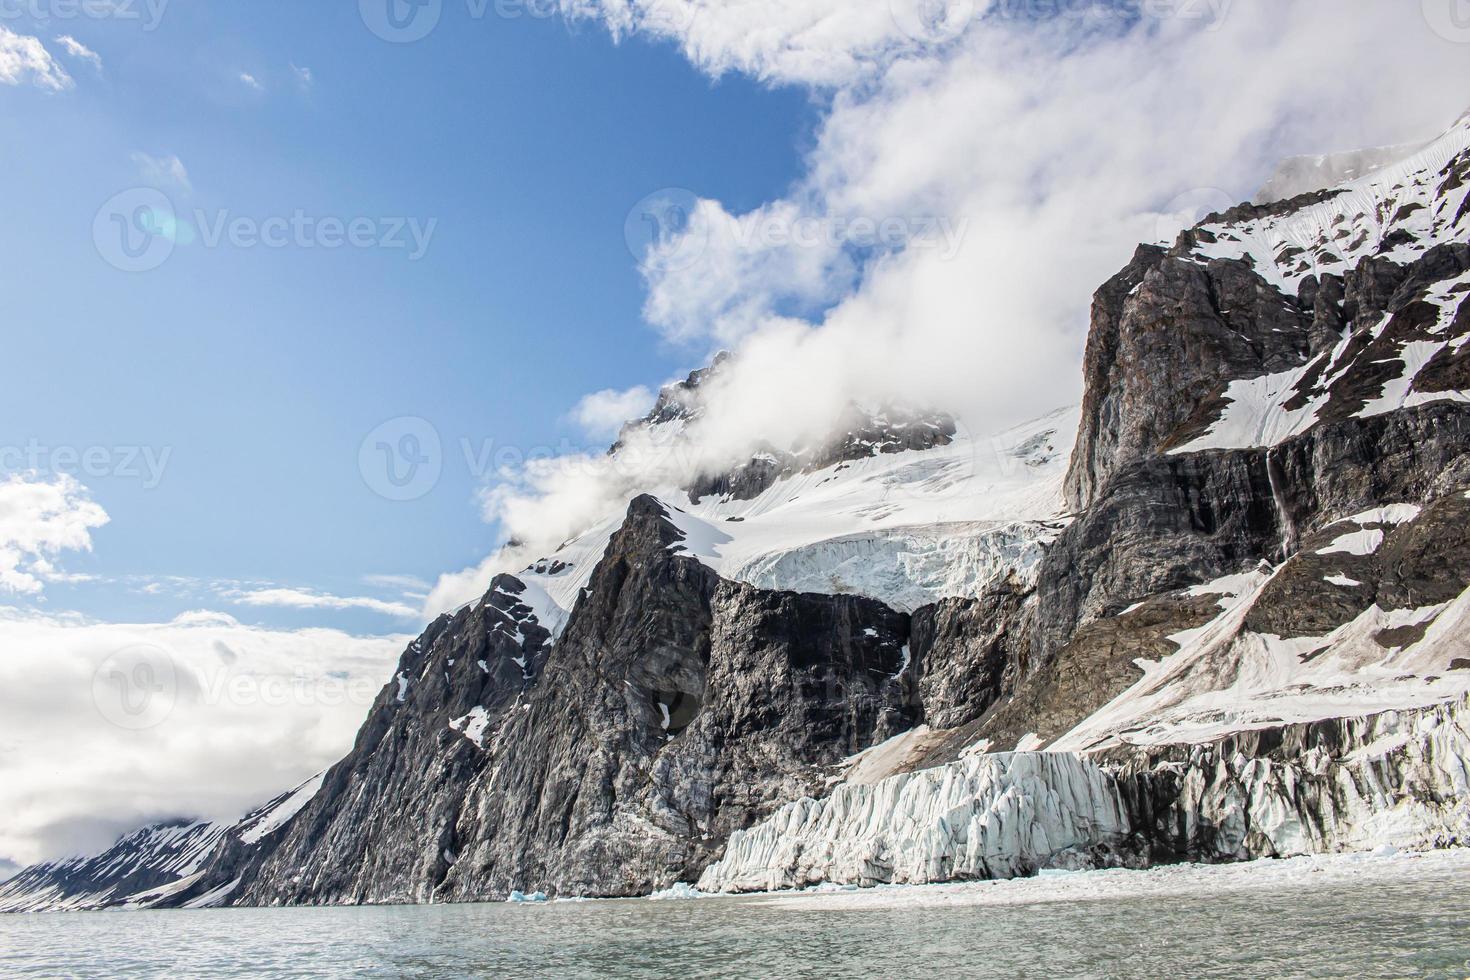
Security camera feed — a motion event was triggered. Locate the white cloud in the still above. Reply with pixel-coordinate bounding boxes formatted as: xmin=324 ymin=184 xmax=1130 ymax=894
xmin=0 ymin=474 xmax=109 ymax=596
xmin=130 ymin=151 xmax=192 ymax=193
xmin=53 ymin=35 xmax=101 ymax=73
xmin=221 ymin=587 xmax=419 ymax=620
xmin=292 ymin=63 xmax=313 ymax=88
xmin=569 ymin=385 xmax=656 ymax=439
xmin=562 ymin=0 xmax=937 ymax=86
xmin=239 ymin=71 xmax=263 ymax=91
xmin=427 ymin=2 xmax=1470 ymax=614
xmin=0 ymin=607 xmax=407 ymax=868
xmin=0 ymin=26 xmax=72 ymax=91
xmin=362 ymin=573 xmax=430 ymax=595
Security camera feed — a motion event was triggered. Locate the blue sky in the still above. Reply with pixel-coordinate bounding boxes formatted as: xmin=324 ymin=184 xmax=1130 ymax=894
xmin=0 ymin=0 xmax=816 ymax=632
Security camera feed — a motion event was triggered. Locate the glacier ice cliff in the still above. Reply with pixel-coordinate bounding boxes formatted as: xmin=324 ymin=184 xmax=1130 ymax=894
xmin=698 ymin=693 xmax=1470 ymax=892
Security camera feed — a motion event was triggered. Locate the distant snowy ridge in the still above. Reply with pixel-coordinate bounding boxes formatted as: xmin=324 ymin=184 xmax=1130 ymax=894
xmin=0 ymin=774 xmax=324 ymax=913
xmin=1253 ymin=141 xmax=1423 ymax=205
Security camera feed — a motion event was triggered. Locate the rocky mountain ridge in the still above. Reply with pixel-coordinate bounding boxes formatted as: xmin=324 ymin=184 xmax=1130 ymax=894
xmin=8 ymin=112 xmax=1470 ymax=911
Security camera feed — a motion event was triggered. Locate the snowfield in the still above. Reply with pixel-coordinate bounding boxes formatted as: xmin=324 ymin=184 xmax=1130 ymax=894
xmin=515 ymin=406 xmax=1077 ymax=631
xmin=1054 ymin=573 xmax=1470 ymax=752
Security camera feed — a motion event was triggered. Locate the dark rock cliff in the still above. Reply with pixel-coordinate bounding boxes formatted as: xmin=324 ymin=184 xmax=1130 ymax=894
xmin=221 ymin=495 xmax=923 ymax=902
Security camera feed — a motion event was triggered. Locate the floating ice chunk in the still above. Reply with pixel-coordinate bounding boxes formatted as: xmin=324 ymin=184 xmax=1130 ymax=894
xmin=506 ymin=890 xmax=548 ymax=903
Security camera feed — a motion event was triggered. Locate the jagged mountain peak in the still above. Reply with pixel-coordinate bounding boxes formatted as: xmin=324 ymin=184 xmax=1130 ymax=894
xmin=1067 ymin=110 xmax=1470 ymax=512
xmin=609 ymin=350 xmax=734 ymax=453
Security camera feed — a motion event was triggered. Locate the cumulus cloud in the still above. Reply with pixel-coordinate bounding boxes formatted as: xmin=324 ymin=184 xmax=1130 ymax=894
xmin=221 ymin=586 xmax=420 ymax=620
xmin=53 ymin=35 xmax=102 ymax=73
xmin=569 ymin=385 xmax=656 ymax=439
xmin=239 ymin=71 xmax=263 ymax=91
xmin=0 ymin=26 xmax=72 ymax=91
xmin=563 ymin=0 xmax=937 ymax=85
xmin=131 ymin=151 xmax=192 ymax=192
xmin=426 ymin=3 xmax=1470 ymax=613
xmin=0 ymin=474 xmax=109 ymax=596
xmin=0 ymin=607 xmax=407 ymax=867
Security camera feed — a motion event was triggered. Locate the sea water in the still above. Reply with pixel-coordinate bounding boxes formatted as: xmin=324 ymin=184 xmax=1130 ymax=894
xmin=2 ymin=851 xmax=1467 ymax=978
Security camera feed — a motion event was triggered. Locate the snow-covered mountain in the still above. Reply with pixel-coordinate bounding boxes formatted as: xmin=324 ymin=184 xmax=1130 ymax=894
xmin=516 ymin=391 xmax=1075 ymax=625
xmin=1252 ymin=141 xmax=1425 ymax=205
xmin=0 ymin=775 xmax=323 ymax=913
xmin=8 ymin=109 xmax=1470 ymax=911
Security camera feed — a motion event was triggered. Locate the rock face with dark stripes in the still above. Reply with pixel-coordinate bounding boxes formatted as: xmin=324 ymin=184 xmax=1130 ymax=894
xmin=213 ymin=495 xmax=920 ymax=903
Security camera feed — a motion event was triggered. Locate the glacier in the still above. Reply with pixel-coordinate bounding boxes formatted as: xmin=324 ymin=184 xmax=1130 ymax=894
xmin=698 ymin=693 xmax=1470 ymax=893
